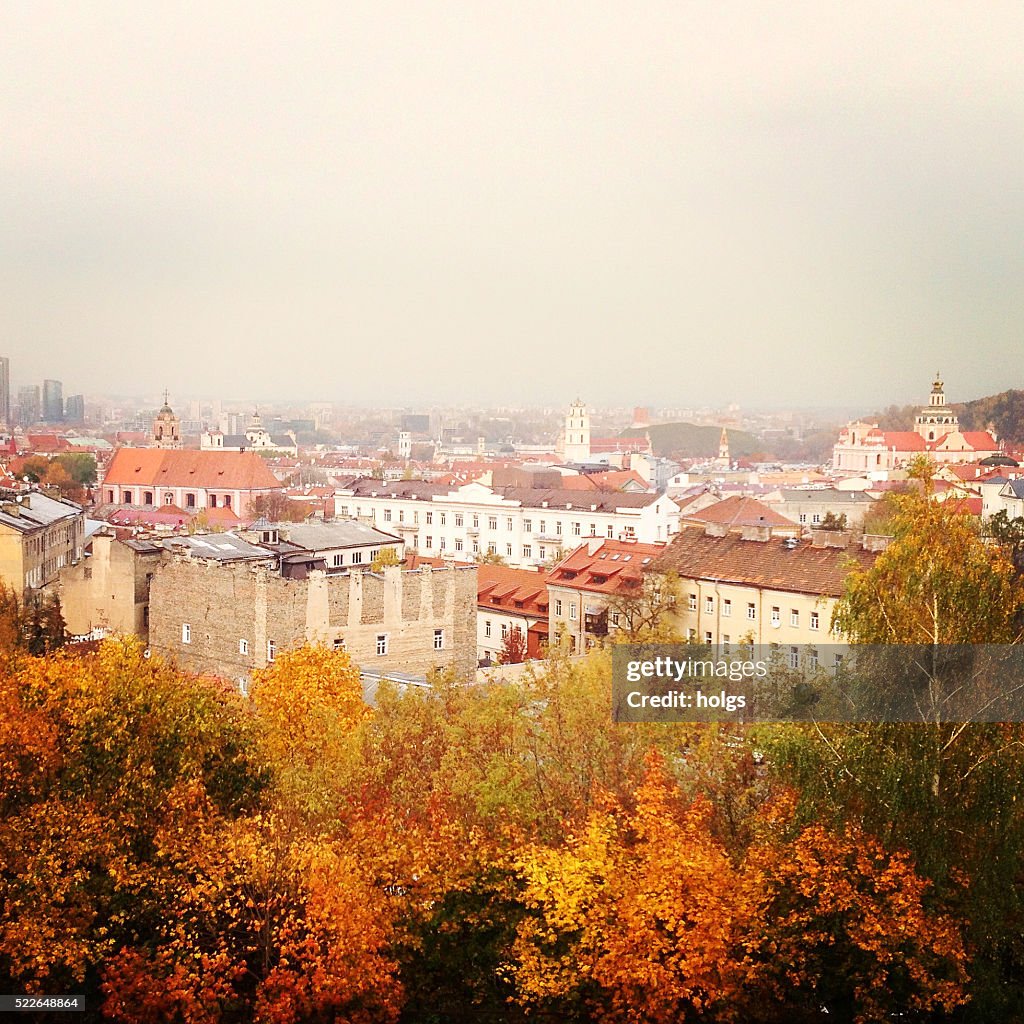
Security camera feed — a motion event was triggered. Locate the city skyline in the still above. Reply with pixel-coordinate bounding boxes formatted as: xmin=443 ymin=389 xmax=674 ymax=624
xmin=4 ymin=3 xmax=1024 ymax=407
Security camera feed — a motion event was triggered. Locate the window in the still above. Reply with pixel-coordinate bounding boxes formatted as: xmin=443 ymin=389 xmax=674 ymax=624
xmin=489 ymin=516 xmax=498 ymax=530
xmin=376 ymin=634 xmax=388 ymax=656
xmin=182 ymin=623 xmax=191 ymax=644
xmin=811 ymin=513 xmax=821 ymax=525
xmin=538 ymin=545 xmax=546 ymax=560
xmin=555 ymin=598 xmax=563 ymax=616
xmin=333 ymin=637 xmax=346 ymax=651
xmin=487 ymin=542 xmax=496 ymax=554
xmin=788 ymin=646 xmax=800 ymax=669
xmin=122 ymin=490 xmax=132 ymax=504
xmin=705 ymin=631 xmax=713 ymax=644
xmin=688 ymin=628 xmax=697 ymax=640
xmin=790 ymin=609 xmax=799 ymax=627
xmin=705 ymin=596 xmax=714 ymax=614
xmin=440 ymin=513 xmax=446 ymax=525
xmin=539 ymin=520 xmax=546 ymax=534
xmin=810 ymin=611 xmax=820 ymax=631
xmin=413 ymin=511 xmax=419 ymax=524
xmin=569 ymin=602 xmax=577 ymax=620
xmin=455 ymin=538 xmax=463 ymax=551
xmin=455 ymin=513 xmax=463 ymax=527
xmin=439 ymin=537 xmax=446 ymax=550
xmin=808 ymin=649 xmax=819 ymax=670
xmin=485 ymin=620 xmax=492 ymax=638
xmin=351 ymin=551 xmax=363 ymax=564
xmin=524 ymin=519 xmax=532 ymax=533
xmin=426 ymin=511 xmax=433 ymax=525
xmin=771 ymin=606 xmax=781 ymax=626
xmin=506 ymin=544 xmax=513 ymax=557
xmin=611 ymin=611 xmax=621 ymax=626
xmin=185 ymin=493 xmax=196 ymax=508
xmin=522 ymin=544 xmax=532 ymax=559
xmin=799 ymin=513 xmax=807 ymax=524
xmin=106 ymin=489 xmax=114 ymax=503
xmin=333 ymin=553 xmax=344 ymax=567
xmin=239 ymin=638 xmax=249 ymax=655
xmin=164 ymin=492 xmax=174 ymax=505
xmin=590 ymin=523 xmax=596 ymax=536
xmin=747 ymin=603 xmax=756 ymax=620
xmin=722 ymin=599 xmax=732 ymax=617
xmin=688 ymin=593 xmax=697 ymax=611
xmin=267 ymin=639 xmax=276 ymax=662
xmin=573 ymin=522 xmax=581 ymax=536
xmin=556 ymin=522 xmax=563 ymax=535
xmin=224 ymin=495 xmax=232 ymax=508
xmin=434 ymin=628 xmax=444 ymax=650
xmin=834 ymin=653 xmax=845 ymax=671
xmin=425 ymin=535 xmax=433 ymax=548
xmin=472 ymin=540 xmax=479 ymax=554
xmin=501 ymin=623 xmax=508 ymax=639
xmin=473 ymin=514 xmax=480 ymax=528
xmin=506 ymin=517 xmax=513 ymax=531
xmin=607 ymin=525 xmax=614 ymax=538
xmin=384 ymin=509 xmax=392 ymax=521
xmin=398 ymin=510 xmax=404 ymax=523
xmin=143 ymin=491 xmax=153 ymax=505
xmin=723 ymin=634 xmax=730 ymax=647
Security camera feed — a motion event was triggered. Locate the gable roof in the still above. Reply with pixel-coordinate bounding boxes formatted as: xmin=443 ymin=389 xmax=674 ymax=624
xmin=654 ymin=531 xmax=877 ymax=598
xmin=103 ymin=448 xmax=283 ymax=491
xmin=546 ymin=539 xmax=667 ymax=596
xmin=683 ymin=495 xmax=798 ymax=531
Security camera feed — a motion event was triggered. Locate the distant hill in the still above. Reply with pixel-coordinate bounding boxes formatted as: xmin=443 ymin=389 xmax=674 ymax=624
xmin=620 ymin=422 xmax=760 ymax=459
xmin=955 ymin=389 xmax=1024 ymax=442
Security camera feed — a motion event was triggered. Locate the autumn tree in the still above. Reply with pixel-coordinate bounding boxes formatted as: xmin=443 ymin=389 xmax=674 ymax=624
xmin=499 ymin=625 xmax=527 ymax=664
xmin=247 ymin=491 xmax=308 ymax=522
xmin=250 ymin=644 xmax=369 ymax=821
xmin=604 ymin=568 xmax=682 ymax=642
xmin=370 ymin=546 xmax=402 ymax=572
xmin=766 ymin=490 xmax=1024 ymax=1018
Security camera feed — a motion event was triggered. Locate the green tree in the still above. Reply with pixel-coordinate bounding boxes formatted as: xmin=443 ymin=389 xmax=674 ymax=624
xmin=370 ymin=546 xmax=402 ymax=572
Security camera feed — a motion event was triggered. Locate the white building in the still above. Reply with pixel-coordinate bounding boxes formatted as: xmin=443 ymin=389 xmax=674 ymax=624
xmin=333 ymin=478 xmax=681 ymax=570
xmin=558 ymin=399 xmax=591 ymax=463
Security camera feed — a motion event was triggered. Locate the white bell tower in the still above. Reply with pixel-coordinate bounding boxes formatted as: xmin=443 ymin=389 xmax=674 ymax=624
xmin=562 ymin=398 xmax=591 ymax=463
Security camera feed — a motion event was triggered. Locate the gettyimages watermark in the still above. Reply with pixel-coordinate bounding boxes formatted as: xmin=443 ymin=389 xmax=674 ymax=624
xmin=612 ymin=644 xmax=1024 ymax=723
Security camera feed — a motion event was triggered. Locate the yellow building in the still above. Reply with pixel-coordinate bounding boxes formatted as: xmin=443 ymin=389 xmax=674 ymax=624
xmin=0 ymin=490 xmax=85 ymax=593
xmin=653 ymin=525 xmax=883 ymax=658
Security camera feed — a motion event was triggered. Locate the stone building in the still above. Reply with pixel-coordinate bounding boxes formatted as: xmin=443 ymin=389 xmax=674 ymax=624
xmin=149 ymin=557 xmax=477 ymax=687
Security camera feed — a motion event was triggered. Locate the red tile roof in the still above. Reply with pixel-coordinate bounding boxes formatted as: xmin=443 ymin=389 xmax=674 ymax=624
xmin=561 ymin=469 xmax=649 ymax=492
xmin=103 ymin=448 xmax=283 ymax=491
xmin=546 ymin=539 xmax=667 ymax=596
xmin=683 ymin=495 xmax=798 ymax=531
xmin=880 ymin=431 xmax=928 ymax=450
xmin=478 ymin=564 xmax=550 ymax=617
xmin=654 ymin=531 xmax=877 ymax=598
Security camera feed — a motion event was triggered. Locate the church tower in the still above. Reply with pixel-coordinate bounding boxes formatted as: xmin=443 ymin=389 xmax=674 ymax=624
xmin=561 ymin=398 xmax=591 ymax=463
xmin=715 ymin=427 xmax=730 ymax=470
xmin=914 ymin=372 xmax=959 ymax=442
xmin=152 ymin=391 xmax=181 ymax=448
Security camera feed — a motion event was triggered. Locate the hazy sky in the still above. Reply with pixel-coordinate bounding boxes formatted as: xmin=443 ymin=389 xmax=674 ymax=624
xmin=3 ymin=2 xmax=1022 ymax=410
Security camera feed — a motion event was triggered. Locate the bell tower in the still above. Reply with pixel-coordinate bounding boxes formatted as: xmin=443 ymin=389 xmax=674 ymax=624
xmin=152 ymin=390 xmax=181 ymax=448
xmin=561 ymin=398 xmax=591 ymax=463
xmin=914 ymin=372 xmax=958 ymax=442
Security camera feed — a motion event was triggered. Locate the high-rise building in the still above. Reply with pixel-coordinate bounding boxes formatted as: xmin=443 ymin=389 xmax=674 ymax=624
xmin=0 ymin=357 xmax=10 ymax=428
xmin=42 ymin=379 xmax=64 ymax=422
xmin=65 ymin=394 xmax=86 ymax=424
xmin=17 ymin=385 xmax=40 ymax=426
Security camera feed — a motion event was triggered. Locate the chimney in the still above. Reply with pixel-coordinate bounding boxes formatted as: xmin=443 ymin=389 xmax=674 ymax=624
xmin=704 ymin=522 xmax=729 ymax=538
xmin=862 ymin=534 xmax=894 ymax=553
xmin=586 ymin=537 xmax=603 ymax=555
xmin=810 ymin=529 xmax=850 ymax=549
xmin=740 ymin=525 xmax=772 ymax=543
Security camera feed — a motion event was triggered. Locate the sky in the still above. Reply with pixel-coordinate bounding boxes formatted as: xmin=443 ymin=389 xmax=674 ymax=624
xmin=2 ymin=2 xmax=1022 ymax=411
